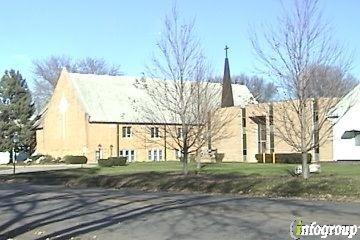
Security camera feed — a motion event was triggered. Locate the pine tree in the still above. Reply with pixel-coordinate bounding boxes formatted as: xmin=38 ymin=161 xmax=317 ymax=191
xmin=0 ymin=70 xmax=35 ymax=161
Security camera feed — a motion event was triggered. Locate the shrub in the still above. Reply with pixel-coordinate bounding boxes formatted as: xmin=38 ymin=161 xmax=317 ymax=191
xmin=98 ymin=158 xmax=114 ymax=167
xmin=98 ymin=157 xmax=127 ymax=167
xmin=63 ymin=155 xmax=88 ymax=164
xmin=215 ymin=153 xmax=225 ymax=163
xmin=38 ymin=155 xmax=55 ymax=164
xmin=109 ymin=157 xmax=127 ymax=166
xmin=255 ymin=153 xmax=312 ymax=164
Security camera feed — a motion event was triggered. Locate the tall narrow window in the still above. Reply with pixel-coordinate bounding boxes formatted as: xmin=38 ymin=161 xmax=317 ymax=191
xmin=242 ymin=133 xmax=247 ymax=156
xmin=242 ymin=108 xmax=247 ymax=161
xmin=269 ymin=104 xmax=275 ymax=153
xmin=242 ymin=108 xmax=247 ymax=128
xmin=177 ymin=128 xmax=183 ymax=138
xmin=122 ymin=126 xmax=131 ymax=138
xmin=313 ymin=100 xmax=320 ymax=154
xmin=258 ymin=118 xmax=267 ymax=153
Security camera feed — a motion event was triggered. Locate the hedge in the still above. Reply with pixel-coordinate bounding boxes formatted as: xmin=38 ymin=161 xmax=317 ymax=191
xmin=109 ymin=157 xmax=127 ymax=166
xmin=98 ymin=157 xmax=127 ymax=167
xmin=255 ymin=153 xmax=312 ymax=164
xmin=98 ymin=159 xmax=113 ymax=167
xmin=63 ymin=155 xmax=88 ymax=164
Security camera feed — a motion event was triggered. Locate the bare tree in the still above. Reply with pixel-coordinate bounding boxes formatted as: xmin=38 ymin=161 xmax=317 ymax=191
xmin=307 ymin=64 xmax=358 ymax=98
xmin=135 ymin=7 xmax=233 ymax=174
xmin=76 ymin=57 xmax=121 ymax=76
xmin=32 ymin=56 xmax=122 ymax=111
xmin=209 ymin=74 xmax=277 ymax=102
xmin=233 ymin=74 xmax=277 ymax=102
xmin=251 ymin=0 xmax=353 ymax=179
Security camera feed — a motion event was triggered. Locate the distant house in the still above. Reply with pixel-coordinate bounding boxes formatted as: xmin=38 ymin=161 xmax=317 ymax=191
xmin=0 ymin=152 xmax=10 ymax=164
xmin=330 ymin=84 xmax=360 ymax=161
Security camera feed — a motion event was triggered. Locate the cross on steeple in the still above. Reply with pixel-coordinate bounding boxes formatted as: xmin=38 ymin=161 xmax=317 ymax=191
xmin=221 ymin=46 xmax=234 ymax=108
xmin=224 ymin=45 xmax=229 ymax=58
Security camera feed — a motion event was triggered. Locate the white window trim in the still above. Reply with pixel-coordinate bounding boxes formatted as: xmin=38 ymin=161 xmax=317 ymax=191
xmin=148 ymin=149 xmax=163 ymax=161
xmin=120 ymin=149 xmax=136 ymax=162
xmin=122 ymin=126 xmax=132 ymax=138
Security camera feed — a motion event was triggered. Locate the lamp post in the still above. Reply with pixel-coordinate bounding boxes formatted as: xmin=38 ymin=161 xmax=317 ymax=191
xmin=12 ymin=132 xmax=19 ymax=175
xmin=110 ymin=145 xmax=113 ymax=157
xmin=98 ymin=144 xmax=102 ymax=159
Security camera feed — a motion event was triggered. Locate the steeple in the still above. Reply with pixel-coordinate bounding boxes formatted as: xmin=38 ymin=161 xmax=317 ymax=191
xmin=221 ymin=45 xmax=234 ymax=108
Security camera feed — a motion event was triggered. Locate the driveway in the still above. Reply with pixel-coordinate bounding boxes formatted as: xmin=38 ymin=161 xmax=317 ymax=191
xmin=0 ymin=183 xmax=359 ymax=240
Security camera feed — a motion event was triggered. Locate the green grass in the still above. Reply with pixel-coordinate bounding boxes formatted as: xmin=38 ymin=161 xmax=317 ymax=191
xmin=97 ymin=161 xmax=358 ymax=177
xmin=97 ymin=161 xmax=298 ymax=176
xmin=1 ymin=162 xmax=359 ymax=201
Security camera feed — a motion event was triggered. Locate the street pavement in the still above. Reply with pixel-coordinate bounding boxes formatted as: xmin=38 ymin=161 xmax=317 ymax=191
xmin=0 ymin=183 xmax=359 ymax=240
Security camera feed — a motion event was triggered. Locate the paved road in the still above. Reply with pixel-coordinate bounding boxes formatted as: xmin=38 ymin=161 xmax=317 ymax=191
xmin=0 ymin=164 xmax=95 ymax=175
xmin=0 ymin=184 xmax=359 ymax=240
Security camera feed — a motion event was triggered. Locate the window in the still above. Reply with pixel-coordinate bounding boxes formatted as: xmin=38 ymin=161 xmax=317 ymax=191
xmin=313 ymin=100 xmax=319 ymax=154
xmin=269 ymin=104 xmax=275 ymax=153
xmin=177 ymin=128 xmax=183 ymax=138
xmin=122 ymin=126 xmax=131 ymax=138
xmin=150 ymin=127 xmax=160 ymax=138
xmin=175 ymin=149 xmax=182 ymax=159
xmin=242 ymin=108 xmax=246 ymax=128
xmin=148 ymin=149 xmax=163 ymax=161
xmin=120 ymin=149 xmax=135 ymax=162
xmin=258 ymin=119 xmax=267 ymax=153
xmin=242 ymin=133 xmax=247 ymax=157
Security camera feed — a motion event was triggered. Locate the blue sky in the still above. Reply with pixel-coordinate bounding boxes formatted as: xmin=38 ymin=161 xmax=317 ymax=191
xmin=0 ymin=0 xmax=359 ymax=90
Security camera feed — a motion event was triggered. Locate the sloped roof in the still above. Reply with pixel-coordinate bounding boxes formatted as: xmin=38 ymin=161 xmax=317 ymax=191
xmin=67 ymin=72 xmax=255 ymax=123
xmin=328 ymin=84 xmax=360 ymax=118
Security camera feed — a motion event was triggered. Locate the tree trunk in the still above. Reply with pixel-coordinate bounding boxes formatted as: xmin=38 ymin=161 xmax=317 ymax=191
xmin=182 ymin=152 xmax=189 ymax=175
xmin=196 ymin=158 xmax=201 ymax=170
xmin=300 ymin=100 xmax=309 ymax=179
xmin=301 ymin=151 xmax=309 ymax=179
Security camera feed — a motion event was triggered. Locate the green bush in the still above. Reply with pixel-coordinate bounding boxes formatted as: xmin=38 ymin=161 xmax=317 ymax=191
xmin=109 ymin=157 xmax=127 ymax=166
xmin=215 ymin=153 xmax=225 ymax=163
xmin=63 ymin=155 xmax=87 ymax=164
xmin=255 ymin=153 xmax=312 ymax=164
xmin=98 ymin=158 xmax=114 ymax=167
xmin=98 ymin=157 xmax=127 ymax=167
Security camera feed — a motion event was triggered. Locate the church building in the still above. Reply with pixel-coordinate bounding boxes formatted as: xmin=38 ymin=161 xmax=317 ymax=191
xmin=35 ymin=50 xmax=334 ymax=163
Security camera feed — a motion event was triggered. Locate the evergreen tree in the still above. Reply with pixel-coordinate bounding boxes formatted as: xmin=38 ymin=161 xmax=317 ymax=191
xmin=0 ymin=70 xmax=35 ymax=161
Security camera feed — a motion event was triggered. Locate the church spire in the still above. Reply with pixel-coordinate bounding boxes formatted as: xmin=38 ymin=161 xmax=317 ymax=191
xmin=221 ymin=45 xmax=234 ymax=108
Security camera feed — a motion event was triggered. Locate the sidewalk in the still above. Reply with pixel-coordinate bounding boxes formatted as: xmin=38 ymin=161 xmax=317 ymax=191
xmin=0 ymin=164 xmax=97 ymax=175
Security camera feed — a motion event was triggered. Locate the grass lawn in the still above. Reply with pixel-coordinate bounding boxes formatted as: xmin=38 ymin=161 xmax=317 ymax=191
xmin=97 ymin=161 xmax=359 ymax=176
xmin=1 ymin=162 xmax=359 ymax=201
